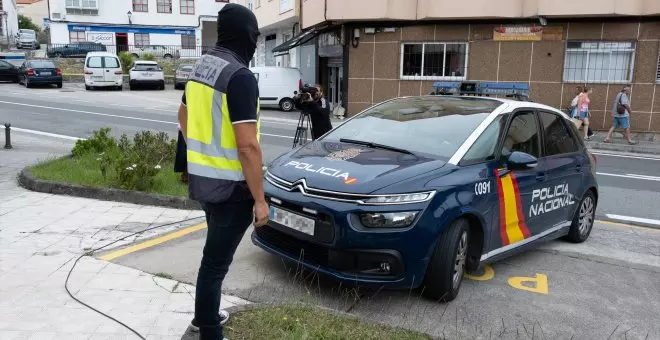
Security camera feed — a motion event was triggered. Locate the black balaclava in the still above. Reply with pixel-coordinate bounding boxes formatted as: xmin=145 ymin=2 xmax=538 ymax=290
xmin=215 ymin=4 xmax=260 ymax=65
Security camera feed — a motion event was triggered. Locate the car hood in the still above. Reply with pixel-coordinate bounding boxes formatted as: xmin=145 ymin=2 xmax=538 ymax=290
xmin=267 ymin=141 xmax=447 ymax=194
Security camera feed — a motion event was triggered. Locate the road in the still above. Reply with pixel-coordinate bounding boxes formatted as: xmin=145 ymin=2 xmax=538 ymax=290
xmin=1 ymin=82 xmax=659 ymax=225
xmin=2 ymin=82 xmax=660 ymax=339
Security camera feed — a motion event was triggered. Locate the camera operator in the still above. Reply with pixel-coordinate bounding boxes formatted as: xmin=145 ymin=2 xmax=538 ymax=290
xmin=295 ymin=84 xmax=333 ymax=140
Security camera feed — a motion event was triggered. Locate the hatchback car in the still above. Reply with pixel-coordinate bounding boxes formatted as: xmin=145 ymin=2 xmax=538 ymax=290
xmin=256 ymin=95 xmax=598 ymax=302
xmin=174 ymin=64 xmax=194 ymax=90
xmin=129 ymin=61 xmax=165 ymax=90
xmin=17 ymin=60 xmax=62 ymax=88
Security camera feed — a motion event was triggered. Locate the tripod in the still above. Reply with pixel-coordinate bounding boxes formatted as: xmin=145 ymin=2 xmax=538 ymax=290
xmin=293 ymin=111 xmax=312 ymax=148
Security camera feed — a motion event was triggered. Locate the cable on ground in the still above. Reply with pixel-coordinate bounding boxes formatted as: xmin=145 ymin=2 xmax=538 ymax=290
xmin=64 ymin=215 xmax=206 ymax=340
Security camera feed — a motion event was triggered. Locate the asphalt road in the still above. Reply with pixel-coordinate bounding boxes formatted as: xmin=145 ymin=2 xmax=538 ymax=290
xmin=1 ymin=81 xmax=659 ymax=224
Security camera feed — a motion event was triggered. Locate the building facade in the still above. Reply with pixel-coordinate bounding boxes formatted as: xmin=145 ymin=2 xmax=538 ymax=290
xmin=1 ymin=0 xmax=20 ymax=46
xmin=46 ymin=0 xmax=230 ymax=56
xmin=293 ymin=0 xmax=660 ymax=132
xmin=16 ymin=0 xmax=48 ymax=29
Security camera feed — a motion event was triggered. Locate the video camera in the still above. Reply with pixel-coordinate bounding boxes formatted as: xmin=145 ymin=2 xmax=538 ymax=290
xmin=294 ymin=84 xmax=319 ymax=102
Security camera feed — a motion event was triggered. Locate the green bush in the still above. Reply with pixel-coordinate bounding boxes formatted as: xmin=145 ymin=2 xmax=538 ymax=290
xmin=118 ymin=52 xmax=135 ymax=73
xmin=142 ymin=53 xmax=156 ymax=61
xmin=71 ymin=128 xmax=177 ymax=192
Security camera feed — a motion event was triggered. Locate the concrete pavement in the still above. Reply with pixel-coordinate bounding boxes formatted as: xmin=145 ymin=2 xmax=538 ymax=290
xmin=0 ymin=131 xmax=249 ymax=339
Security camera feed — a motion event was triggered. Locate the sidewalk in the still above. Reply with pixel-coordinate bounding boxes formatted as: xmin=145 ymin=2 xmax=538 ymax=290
xmin=586 ymin=131 xmax=660 ymax=155
xmin=0 ymin=131 xmax=248 ymax=339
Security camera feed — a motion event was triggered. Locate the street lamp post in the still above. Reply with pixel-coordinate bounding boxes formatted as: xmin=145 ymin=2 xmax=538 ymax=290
xmin=127 ymin=11 xmax=133 ymax=25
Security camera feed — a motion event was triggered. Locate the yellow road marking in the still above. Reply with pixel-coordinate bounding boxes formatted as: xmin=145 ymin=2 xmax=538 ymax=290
xmin=595 ymin=219 xmax=660 ymax=232
xmin=508 ymin=273 xmax=549 ymax=295
xmin=99 ymin=223 xmax=207 ymax=261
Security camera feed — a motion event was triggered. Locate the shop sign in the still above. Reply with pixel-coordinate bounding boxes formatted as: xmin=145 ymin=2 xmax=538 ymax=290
xmin=494 ymin=26 xmax=543 ymax=41
xmin=86 ymin=32 xmax=114 ymax=45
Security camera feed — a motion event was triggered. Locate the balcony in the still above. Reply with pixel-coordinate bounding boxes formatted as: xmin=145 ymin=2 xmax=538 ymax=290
xmin=302 ymin=0 xmax=416 ymax=28
xmin=65 ymin=0 xmax=99 ymax=16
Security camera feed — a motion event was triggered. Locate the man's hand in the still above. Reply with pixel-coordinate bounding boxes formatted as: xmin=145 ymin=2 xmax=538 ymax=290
xmin=254 ymin=199 xmax=269 ymax=227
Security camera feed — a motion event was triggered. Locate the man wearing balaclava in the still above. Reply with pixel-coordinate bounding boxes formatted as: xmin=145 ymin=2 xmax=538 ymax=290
xmin=177 ymin=4 xmax=266 ymax=339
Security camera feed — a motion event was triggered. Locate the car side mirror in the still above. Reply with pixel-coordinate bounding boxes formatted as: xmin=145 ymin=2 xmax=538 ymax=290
xmin=506 ymin=151 xmax=538 ymax=170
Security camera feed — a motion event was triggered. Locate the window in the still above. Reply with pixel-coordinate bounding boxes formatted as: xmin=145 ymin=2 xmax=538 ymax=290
xmin=322 ymin=97 xmax=503 ymax=159
xmin=69 ymin=31 xmax=86 ymax=43
xmin=86 ymin=56 xmax=103 ymax=68
xmin=181 ymin=35 xmax=196 ymax=49
xmin=401 ymin=42 xmax=467 ymax=80
xmin=656 ymin=52 xmax=660 ymax=83
xmin=501 ymin=111 xmax=541 ymax=160
xmin=563 ymin=41 xmax=635 ymax=83
xmin=134 ymin=33 xmax=150 ymax=47
xmin=280 ymin=0 xmax=293 ymax=12
xmin=157 ymin=0 xmax=172 ymax=13
xmin=461 ymin=116 xmax=506 ymax=165
xmin=0 ymin=61 xmax=11 ymax=69
xmin=133 ymin=0 xmax=148 ymax=12
xmin=539 ymin=111 xmax=580 ymax=156
xmin=28 ymin=61 xmax=57 ymax=68
xmin=104 ymin=57 xmax=120 ymax=68
xmin=180 ymin=0 xmax=194 ymax=14
xmin=247 ymin=0 xmax=253 ymax=10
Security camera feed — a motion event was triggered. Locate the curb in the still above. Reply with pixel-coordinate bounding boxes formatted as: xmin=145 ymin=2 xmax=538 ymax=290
xmin=18 ymin=166 xmax=202 ymax=210
xmin=596 ymin=214 xmax=660 ymax=230
xmin=587 ymin=142 xmax=660 ymax=155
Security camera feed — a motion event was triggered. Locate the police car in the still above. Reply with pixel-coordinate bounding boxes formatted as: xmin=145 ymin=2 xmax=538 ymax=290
xmin=254 ymin=84 xmax=598 ymax=302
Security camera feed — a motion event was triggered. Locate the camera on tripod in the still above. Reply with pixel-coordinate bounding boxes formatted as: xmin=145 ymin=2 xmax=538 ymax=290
xmin=291 ymin=84 xmax=318 ymax=148
xmin=294 ymin=84 xmax=319 ymax=103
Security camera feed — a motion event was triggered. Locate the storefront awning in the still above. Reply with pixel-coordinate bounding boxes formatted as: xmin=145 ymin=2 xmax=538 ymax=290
xmin=272 ymin=28 xmax=320 ymax=57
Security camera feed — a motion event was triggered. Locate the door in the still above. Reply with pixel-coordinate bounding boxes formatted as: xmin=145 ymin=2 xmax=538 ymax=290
xmin=86 ymin=56 xmax=105 ymax=83
xmin=0 ymin=60 xmax=17 ymax=81
xmin=490 ymin=110 xmax=544 ymax=252
xmin=103 ymin=56 xmax=121 ymax=83
xmin=116 ymin=33 xmax=128 ymax=54
xmin=536 ymin=110 xmax=583 ymax=226
xmin=264 ymin=34 xmax=276 ymax=66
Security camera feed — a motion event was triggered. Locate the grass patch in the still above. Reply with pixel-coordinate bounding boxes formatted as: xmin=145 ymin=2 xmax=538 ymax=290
xmin=29 ymin=153 xmax=188 ymax=197
xmin=225 ymin=304 xmax=431 ymax=340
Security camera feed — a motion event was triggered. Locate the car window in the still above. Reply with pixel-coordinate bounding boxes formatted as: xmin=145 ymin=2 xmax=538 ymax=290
xmin=28 ymin=61 xmax=56 ymax=68
xmin=104 ymin=57 xmax=120 ymax=68
xmin=460 ymin=115 xmax=505 ymax=165
xmin=539 ymin=111 xmax=581 ymax=156
xmin=134 ymin=64 xmax=160 ymax=71
xmin=87 ymin=57 xmax=103 ymax=68
xmin=322 ymin=97 xmax=503 ymax=159
xmin=501 ymin=111 xmax=541 ymax=159
xmin=180 ymin=66 xmax=193 ymax=71
xmin=0 ymin=60 xmax=10 ymax=69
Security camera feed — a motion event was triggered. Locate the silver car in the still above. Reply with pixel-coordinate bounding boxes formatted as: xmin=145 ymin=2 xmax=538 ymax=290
xmin=174 ymin=64 xmax=194 ymax=90
xmin=15 ymin=29 xmax=39 ymax=50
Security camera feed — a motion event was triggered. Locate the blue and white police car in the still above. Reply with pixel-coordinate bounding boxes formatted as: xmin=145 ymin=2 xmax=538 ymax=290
xmin=254 ymin=85 xmax=598 ymax=302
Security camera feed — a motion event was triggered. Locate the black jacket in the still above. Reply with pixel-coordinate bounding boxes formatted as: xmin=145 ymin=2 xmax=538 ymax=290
xmin=295 ymin=97 xmax=333 ymax=140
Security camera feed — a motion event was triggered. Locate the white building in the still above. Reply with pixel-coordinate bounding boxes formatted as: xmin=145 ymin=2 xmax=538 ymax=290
xmin=236 ymin=0 xmax=316 ymax=86
xmin=47 ymin=0 xmax=230 ymax=57
xmin=1 ymin=0 xmax=20 ymax=46
xmin=16 ymin=0 xmax=49 ymax=29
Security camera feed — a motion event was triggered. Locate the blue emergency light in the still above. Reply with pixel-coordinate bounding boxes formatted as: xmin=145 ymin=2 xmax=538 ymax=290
xmin=430 ymin=81 xmax=531 ymax=101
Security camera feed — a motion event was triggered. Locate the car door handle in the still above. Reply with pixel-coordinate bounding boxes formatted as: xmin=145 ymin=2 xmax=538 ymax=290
xmin=575 ymin=163 xmax=583 ymax=172
xmin=536 ymin=172 xmax=547 ymax=181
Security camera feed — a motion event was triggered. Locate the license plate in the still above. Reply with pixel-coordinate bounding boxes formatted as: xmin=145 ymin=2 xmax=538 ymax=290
xmin=142 ymin=72 xmax=152 ymax=76
xmin=40 ymin=72 xmax=51 ymax=76
xmin=91 ymin=76 xmax=103 ymax=80
xmin=269 ymin=206 xmax=315 ymax=236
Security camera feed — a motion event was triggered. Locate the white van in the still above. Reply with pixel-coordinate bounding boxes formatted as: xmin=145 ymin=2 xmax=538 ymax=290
xmin=249 ymin=67 xmax=302 ymax=112
xmin=84 ymin=52 xmax=123 ymax=91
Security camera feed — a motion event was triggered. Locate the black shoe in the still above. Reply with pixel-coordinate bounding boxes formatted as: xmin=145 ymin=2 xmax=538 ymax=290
xmin=189 ymin=310 xmax=229 ymax=332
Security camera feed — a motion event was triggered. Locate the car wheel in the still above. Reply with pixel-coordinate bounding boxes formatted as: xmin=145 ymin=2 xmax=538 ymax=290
xmin=160 ymin=81 xmax=165 ymax=90
xmin=565 ymin=190 xmax=596 ymax=243
xmin=57 ymin=82 xmax=63 ymax=88
xmin=54 ymin=52 xmax=62 ymax=58
xmin=129 ymin=84 xmax=135 ymax=91
xmin=163 ymin=54 xmax=173 ymax=59
xmin=279 ymin=98 xmax=295 ymax=112
xmin=85 ymin=85 xmax=91 ymax=91
xmin=132 ymin=53 xmax=140 ymax=59
xmin=25 ymin=79 xmax=31 ymax=88
xmin=421 ymin=218 xmax=470 ymax=302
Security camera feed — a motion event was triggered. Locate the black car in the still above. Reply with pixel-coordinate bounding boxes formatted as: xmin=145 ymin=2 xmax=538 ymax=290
xmin=0 ymin=60 xmax=19 ymax=82
xmin=47 ymin=42 xmax=106 ymax=58
xmin=18 ymin=60 xmax=63 ymax=88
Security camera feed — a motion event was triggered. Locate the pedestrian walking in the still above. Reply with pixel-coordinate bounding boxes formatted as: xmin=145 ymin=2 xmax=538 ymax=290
xmin=177 ymin=4 xmax=267 ymax=340
xmin=604 ymin=86 xmax=637 ymax=144
xmin=575 ymin=87 xmax=592 ymax=140
xmin=568 ymin=86 xmax=594 ymax=139
xmin=173 ymin=122 xmax=188 ymax=184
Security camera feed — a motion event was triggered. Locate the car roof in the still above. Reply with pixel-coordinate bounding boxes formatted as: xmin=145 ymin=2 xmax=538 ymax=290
xmin=86 ymin=52 xmax=115 ymax=57
xmin=134 ymin=61 xmax=158 ymax=65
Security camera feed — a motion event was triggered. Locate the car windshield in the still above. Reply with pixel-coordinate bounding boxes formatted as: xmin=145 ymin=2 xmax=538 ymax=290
xmin=134 ymin=64 xmax=160 ymax=71
xmin=180 ymin=66 xmax=193 ymax=71
xmin=322 ymin=97 xmax=503 ymax=159
xmin=28 ymin=61 xmax=56 ymax=68
xmin=19 ymin=30 xmax=36 ymax=37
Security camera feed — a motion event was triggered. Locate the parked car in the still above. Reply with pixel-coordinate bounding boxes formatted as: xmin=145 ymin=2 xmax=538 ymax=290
xmin=0 ymin=60 xmax=19 ymax=82
xmin=84 ymin=52 xmax=123 ymax=91
xmin=250 ymin=66 xmax=302 ymax=112
xmin=17 ymin=60 xmax=62 ymax=88
xmin=47 ymin=42 xmax=106 ymax=58
xmin=174 ymin=64 xmax=194 ymax=90
xmin=129 ymin=61 xmax=165 ymax=90
xmin=129 ymin=45 xmax=180 ymax=59
xmin=15 ymin=29 xmax=39 ymax=50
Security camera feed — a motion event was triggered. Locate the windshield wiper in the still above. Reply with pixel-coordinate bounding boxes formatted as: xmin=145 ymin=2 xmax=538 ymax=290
xmin=340 ymin=138 xmax=414 ymax=155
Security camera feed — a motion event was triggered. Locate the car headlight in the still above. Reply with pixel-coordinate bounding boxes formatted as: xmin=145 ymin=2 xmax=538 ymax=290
xmin=359 ymin=211 xmax=419 ymax=228
xmin=362 ymin=191 xmax=435 ymax=205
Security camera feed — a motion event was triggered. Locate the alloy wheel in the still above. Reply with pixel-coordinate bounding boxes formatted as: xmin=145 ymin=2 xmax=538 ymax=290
xmin=578 ymin=196 xmax=594 ymax=236
xmin=452 ymin=231 xmax=468 ymax=290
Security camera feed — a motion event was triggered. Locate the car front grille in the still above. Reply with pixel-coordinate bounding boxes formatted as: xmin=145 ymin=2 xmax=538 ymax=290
xmin=255 ymin=225 xmax=329 ymax=267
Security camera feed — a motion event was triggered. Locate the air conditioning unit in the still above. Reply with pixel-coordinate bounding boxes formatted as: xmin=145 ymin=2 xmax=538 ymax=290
xmin=52 ymin=12 xmax=62 ymax=19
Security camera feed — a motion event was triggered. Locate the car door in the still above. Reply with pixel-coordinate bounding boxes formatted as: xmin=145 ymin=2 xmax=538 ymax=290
xmin=103 ymin=56 xmax=121 ymax=83
xmin=535 ymin=110 xmax=583 ymax=227
xmin=488 ymin=109 xmax=545 ymax=252
xmin=86 ymin=55 xmax=104 ymax=82
xmin=0 ymin=60 xmax=16 ymax=81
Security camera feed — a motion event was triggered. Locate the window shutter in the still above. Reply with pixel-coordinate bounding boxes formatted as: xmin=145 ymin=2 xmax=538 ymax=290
xmin=656 ymin=52 xmax=660 ymax=82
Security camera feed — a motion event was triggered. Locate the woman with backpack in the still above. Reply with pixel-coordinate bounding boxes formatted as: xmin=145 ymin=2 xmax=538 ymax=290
xmin=575 ymin=87 xmax=593 ymax=140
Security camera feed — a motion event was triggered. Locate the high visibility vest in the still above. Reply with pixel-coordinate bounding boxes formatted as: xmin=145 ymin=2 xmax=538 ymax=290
xmin=185 ymin=48 xmax=260 ymax=202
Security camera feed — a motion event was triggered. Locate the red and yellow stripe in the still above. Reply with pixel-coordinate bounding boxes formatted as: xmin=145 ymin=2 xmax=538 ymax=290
xmin=495 ymin=169 xmax=531 ymax=245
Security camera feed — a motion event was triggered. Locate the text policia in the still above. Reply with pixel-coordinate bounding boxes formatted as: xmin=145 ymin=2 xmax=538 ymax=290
xmin=529 ymin=183 xmax=576 ymax=218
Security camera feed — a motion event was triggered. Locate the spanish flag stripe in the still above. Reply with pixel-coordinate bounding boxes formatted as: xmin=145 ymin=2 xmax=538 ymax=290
xmin=510 ymin=173 xmax=532 ymax=238
xmin=495 ymin=169 xmax=510 ymax=245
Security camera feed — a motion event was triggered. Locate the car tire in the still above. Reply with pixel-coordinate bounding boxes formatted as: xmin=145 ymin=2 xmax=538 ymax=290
xmin=25 ymin=79 xmax=31 ymax=88
xmin=564 ymin=190 xmax=596 ymax=243
xmin=132 ymin=53 xmax=140 ymax=59
xmin=421 ymin=218 xmax=470 ymax=302
xmin=164 ymin=54 xmax=173 ymax=59
xmin=160 ymin=81 xmax=165 ymax=90
xmin=57 ymin=82 xmax=63 ymax=89
xmin=129 ymin=84 xmax=135 ymax=91
xmin=117 ymin=86 xmax=123 ymax=91
xmin=85 ymin=85 xmax=91 ymax=91
xmin=54 ymin=52 xmax=62 ymax=58
xmin=279 ymin=98 xmax=295 ymax=112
